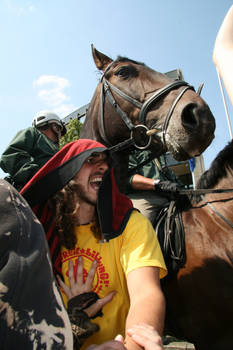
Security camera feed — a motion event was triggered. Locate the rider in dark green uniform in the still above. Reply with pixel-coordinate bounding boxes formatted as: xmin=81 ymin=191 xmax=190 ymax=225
xmin=126 ymin=149 xmax=183 ymax=225
xmin=0 ymin=111 xmax=66 ymax=191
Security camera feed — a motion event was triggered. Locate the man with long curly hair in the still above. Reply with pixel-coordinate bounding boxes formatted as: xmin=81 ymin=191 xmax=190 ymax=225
xmin=21 ymin=139 xmax=167 ymax=350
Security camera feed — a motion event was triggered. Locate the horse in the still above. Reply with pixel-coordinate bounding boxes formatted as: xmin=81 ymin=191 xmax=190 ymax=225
xmin=80 ymin=46 xmax=216 ymax=192
xmin=162 ymin=139 xmax=233 ymax=350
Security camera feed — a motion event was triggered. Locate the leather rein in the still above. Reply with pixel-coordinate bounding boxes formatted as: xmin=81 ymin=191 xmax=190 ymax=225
xmin=201 ymin=195 xmax=233 ymax=229
xmin=99 ymin=62 xmax=195 ymax=154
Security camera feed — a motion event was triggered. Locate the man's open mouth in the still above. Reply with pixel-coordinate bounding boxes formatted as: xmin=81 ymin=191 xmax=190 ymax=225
xmin=90 ymin=176 xmax=103 ymax=190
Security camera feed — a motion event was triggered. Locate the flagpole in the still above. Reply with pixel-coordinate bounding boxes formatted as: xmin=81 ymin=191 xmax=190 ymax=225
xmin=191 ymin=170 xmax=196 ymax=189
xmin=216 ymin=68 xmax=233 ymax=139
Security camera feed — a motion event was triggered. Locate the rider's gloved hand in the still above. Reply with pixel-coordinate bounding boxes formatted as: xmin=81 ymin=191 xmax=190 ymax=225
xmin=154 ymin=180 xmax=192 ymax=210
xmin=154 ymin=180 xmax=180 ymax=193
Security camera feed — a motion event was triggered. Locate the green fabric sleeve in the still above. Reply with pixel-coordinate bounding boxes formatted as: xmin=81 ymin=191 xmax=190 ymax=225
xmin=0 ymin=128 xmax=39 ymax=182
xmin=126 ymin=150 xmax=161 ymax=193
xmin=0 ymin=127 xmax=58 ymax=187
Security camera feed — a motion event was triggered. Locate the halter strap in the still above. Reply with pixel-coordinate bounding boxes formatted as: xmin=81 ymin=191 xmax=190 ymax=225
xmin=106 ymin=79 xmax=142 ymax=109
xmin=138 ymin=80 xmax=193 ymax=124
xmin=162 ymin=85 xmax=192 ymax=146
xmin=103 ymin=79 xmax=135 ymax=131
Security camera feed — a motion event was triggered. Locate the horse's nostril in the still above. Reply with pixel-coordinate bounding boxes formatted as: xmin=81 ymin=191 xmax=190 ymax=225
xmin=181 ymin=103 xmax=199 ymax=130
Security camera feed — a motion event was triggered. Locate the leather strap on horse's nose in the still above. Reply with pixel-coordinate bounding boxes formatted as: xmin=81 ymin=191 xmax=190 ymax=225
xmin=162 ymin=85 xmax=192 ymax=146
xmin=105 ymin=79 xmax=142 ymax=109
xmin=138 ymin=80 xmax=193 ymax=125
xmin=100 ymin=73 xmax=195 ymax=152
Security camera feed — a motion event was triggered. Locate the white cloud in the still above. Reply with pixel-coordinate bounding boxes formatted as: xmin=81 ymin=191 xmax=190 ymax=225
xmin=28 ymin=4 xmax=35 ymax=12
xmin=34 ymin=75 xmax=77 ymax=118
xmin=37 ymin=88 xmax=69 ymax=106
xmin=5 ymin=0 xmax=36 ymax=15
xmin=34 ymin=75 xmax=70 ymax=90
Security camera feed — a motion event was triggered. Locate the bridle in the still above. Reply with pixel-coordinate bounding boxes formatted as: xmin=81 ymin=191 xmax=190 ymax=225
xmin=99 ymin=63 xmax=233 ymax=229
xmin=99 ymin=61 xmax=196 ymax=154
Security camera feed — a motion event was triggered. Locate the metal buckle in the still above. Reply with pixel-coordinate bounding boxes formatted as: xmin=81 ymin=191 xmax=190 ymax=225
xmin=131 ymin=125 xmax=152 ymax=150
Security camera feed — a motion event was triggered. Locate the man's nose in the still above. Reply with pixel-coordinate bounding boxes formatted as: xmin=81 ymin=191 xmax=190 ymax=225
xmin=97 ymin=160 xmax=109 ymax=171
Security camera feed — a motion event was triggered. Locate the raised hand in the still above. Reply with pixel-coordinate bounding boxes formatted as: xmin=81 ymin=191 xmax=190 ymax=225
xmin=58 ymin=258 xmax=98 ymax=300
xmin=57 ymin=257 xmax=116 ymax=318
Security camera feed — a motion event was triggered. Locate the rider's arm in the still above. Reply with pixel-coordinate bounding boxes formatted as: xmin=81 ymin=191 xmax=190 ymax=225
xmin=130 ymin=173 xmax=157 ymax=190
xmin=127 ymin=150 xmax=160 ymax=192
xmin=213 ymin=5 xmax=233 ymax=105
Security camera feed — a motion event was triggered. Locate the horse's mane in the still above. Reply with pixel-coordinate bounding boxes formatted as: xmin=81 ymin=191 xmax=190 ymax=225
xmin=197 ymin=140 xmax=233 ymax=190
xmin=190 ymin=140 xmax=233 ymax=205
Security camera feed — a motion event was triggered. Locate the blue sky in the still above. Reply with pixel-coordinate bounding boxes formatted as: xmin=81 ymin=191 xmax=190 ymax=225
xmin=0 ymin=0 xmax=232 ymax=178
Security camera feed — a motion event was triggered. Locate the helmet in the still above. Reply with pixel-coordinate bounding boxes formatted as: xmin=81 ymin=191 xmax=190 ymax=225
xmin=32 ymin=110 xmax=66 ymax=135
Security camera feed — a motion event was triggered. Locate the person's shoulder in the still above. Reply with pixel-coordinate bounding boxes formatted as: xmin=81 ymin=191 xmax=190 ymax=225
xmin=127 ymin=209 xmax=154 ymax=229
xmin=123 ymin=209 xmax=159 ymax=243
xmin=129 ymin=209 xmax=148 ymax=220
xmin=14 ymin=126 xmax=38 ymax=137
xmin=25 ymin=126 xmax=39 ymax=134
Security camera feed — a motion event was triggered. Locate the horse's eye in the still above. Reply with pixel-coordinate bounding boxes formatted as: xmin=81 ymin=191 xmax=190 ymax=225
xmin=114 ymin=66 xmax=130 ymax=79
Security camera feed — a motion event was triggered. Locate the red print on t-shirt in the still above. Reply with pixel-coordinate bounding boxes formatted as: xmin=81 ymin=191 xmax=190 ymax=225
xmin=61 ymin=247 xmax=110 ymax=293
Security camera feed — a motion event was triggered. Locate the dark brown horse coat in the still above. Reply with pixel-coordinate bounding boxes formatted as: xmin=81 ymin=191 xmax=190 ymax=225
xmin=163 ymin=140 xmax=233 ymax=350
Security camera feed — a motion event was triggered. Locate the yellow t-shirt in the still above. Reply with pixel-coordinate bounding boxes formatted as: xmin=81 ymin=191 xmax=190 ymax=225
xmin=60 ymin=210 xmax=167 ymax=348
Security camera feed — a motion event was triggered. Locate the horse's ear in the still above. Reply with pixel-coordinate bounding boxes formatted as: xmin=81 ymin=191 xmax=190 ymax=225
xmin=91 ymin=44 xmax=113 ymax=72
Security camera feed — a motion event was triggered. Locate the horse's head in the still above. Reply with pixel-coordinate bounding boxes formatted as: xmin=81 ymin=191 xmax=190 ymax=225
xmin=84 ymin=46 xmax=215 ymax=161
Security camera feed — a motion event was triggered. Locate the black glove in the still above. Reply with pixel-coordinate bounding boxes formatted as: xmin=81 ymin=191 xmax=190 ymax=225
xmin=155 ymin=180 xmax=180 ymax=193
xmin=154 ymin=181 xmax=192 ymax=210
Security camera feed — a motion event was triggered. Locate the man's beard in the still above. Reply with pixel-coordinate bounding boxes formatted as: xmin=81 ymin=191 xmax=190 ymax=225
xmin=75 ymin=182 xmax=97 ymax=206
